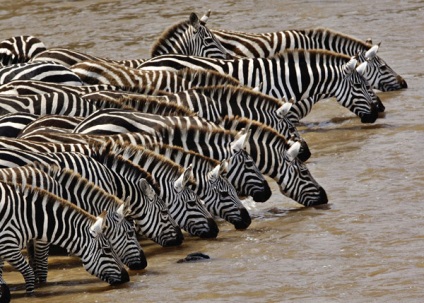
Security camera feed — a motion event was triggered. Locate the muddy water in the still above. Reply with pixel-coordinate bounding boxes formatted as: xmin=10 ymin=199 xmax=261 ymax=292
xmin=1 ymin=0 xmax=423 ymax=302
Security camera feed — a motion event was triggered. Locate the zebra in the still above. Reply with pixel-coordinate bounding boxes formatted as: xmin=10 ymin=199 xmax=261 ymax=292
xmin=0 ymin=162 xmax=147 ymax=274
xmin=0 ymin=181 xmax=129 ymax=296
xmin=0 ymin=35 xmax=47 ymax=67
xmin=0 ymin=91 xmax=97 ymax=117
xmin=31 ymin=47 xmax=146 ymax=68
xmin=71 ymin=110 xmax=326 ymax=206
xmin=0 ymin=112 xmax=39 ymax=138
xmin=9 ymin=130 xmax=272 ymax=203
xmin=0 ymin=147 xmax=185 ymax=246
xmin=0 ymin=61 xmax=83 ymax=86
xmin=209 ymin=26 xmax=407 ymax=91
xmin=151 ymin=11 xmax=230 ymax=59
xmin=138 ymin=50 xmax=379 ymax=123
xmin=116 ymin=141 xmax=251 ymax=229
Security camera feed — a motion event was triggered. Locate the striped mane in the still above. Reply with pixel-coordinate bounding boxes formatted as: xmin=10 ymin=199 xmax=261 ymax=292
xmin=96 ymin=140 xmax=196 ymax=185
xmin=12 ymin=181 xmax=97 ymax=222
xmin=271 ymin=48 xmax=352 ymax=64
xmin=176 ymin=67 xmax=241 ymax=87
xmin=150 ymin=19 xmax=192 ymax=57
xmin=310 ymin=27 xmax=371 ymax=50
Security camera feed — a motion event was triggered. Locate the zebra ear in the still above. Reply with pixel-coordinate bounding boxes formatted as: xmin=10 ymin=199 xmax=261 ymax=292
xmin=219 ymin=159 xmax=228 ymax=175
xmin=200 ymin=10 xmax=211 ymax=24
xmin=365 ymin=38 xmax=373 ymax=45
xmin=174 ymin=164 xmax=193 ymax=191
xmin=189 ymin=13 xmax=201 ymax=31
xmin=356 ymin=61 xmax=368 ymax=76
xmin=139 ymin=178 xmax=157 ymax=201
xmin=287 ymin=141 xmax=301 ymax=161
xmin=208 ymin=163 xmax=221 ymax=180
xmin=116 ymin=203 xmax=126 ymax=220
xmin=276 ymin=101 xmax=293 ymax=118
xmin=365 ymin=43 xmax=380 ymax=61
xmin=90 ymin=216 xmax=105 ymax=237
xmin=231 ymin=128 xmax=250 ymax=152
xmin=343 ymin=57 xmax=358 ymax=74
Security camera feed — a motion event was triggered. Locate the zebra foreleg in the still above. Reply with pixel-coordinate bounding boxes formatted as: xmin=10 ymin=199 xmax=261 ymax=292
xmin=1 ymin=248 xmax=36 ymax=294
xmin=0 ymin=258 xmax=11 ymax=303
xmin=32 ymin=241 xmax=50 ymax=284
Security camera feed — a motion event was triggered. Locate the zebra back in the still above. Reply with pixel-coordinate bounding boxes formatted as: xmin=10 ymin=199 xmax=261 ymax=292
xmin=17 ymin=114 xmax=83 ymax=138
xmin=0 ymin=61 xmax=83 ymax=86
xmin=151 ymin=12 xmax=230 ymax=59
xmin=0 ymin=36 xmax=47 ymax=67
xmin=0 ymin=91 xmax=98 ymax=116
xmin=0 ymin=181 xmax=129 ymax=293
xmin=0 ymin=112 xmax=39 ymax=137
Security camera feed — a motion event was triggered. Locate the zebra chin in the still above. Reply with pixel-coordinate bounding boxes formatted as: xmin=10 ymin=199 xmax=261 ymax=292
xmin=251 ymin=182 xmax=272 ymax=202
xmin=231 ymin=208 xmax=252 ymax=230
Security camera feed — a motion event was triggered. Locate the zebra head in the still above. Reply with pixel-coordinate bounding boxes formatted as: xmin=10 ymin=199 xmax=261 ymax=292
xmin=227 ymin=128 xmax=272 ymax=202
xmin=358 ymin=43 xmax=407 ymax=91
xmin=130 ymin=178 xmax=184 ymax=247
xmin=276 ymin=142 xmax=328 ymax=206
xmin=204 ymin=160 xmax=251 ymax=230
xmin=337 ymin=57 xmax=379 ymax=123
xmin=83 ymin=215 xmax=129 ymax=285
xmin=102 ymin=205 xmax=147 ymax=270
xmin=169 ymin=165 xmax=219 ymax=238
xmin=151 ymin=12 xmax=230 ymax=59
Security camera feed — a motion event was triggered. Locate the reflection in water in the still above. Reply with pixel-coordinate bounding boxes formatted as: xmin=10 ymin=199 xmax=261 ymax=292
xmin=1 ymin=0 xmax=423 ymax=302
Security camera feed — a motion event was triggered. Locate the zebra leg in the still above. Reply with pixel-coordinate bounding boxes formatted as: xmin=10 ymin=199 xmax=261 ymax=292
xmin=33 ymin=241 xmax=50 ymax=284
xmin=1 ymin=248 xmax=36 ymax=293
xmin=0 ymin=259 xmax=11 ymax=303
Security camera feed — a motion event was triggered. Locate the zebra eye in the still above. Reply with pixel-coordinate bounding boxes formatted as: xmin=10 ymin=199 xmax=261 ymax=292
xmin=379 ymin=64 xmax=387 ymax=70
xmin=187 ymin=200 xmax=197 ymax=207
xmin=127 ymin=230 xmax=134 ymax=238
xmin=103 ymin=245 xmax=112 ymax=254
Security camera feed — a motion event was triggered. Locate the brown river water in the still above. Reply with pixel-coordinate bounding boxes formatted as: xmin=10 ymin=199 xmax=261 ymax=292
xmin=0 ymin=0 xmax=423 ymax=302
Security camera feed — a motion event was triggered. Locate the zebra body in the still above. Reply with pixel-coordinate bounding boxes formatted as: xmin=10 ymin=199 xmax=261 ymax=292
xmin=0 ymin=36 xmax=47 ymax=67
xmin=142 ymin=142 xmax=251 ymax=229
xmin=0 ymin=112 xmax=38 ymax=137
xmin=0 ymin=147 xmax=184 ymax=246
xmin=0 ymin=91 xmax=98 ymax=116
xmin=71 ymin=110 xmax=326 ymax=205
xmin=151 ymin=12 xmax=230 ymax=59
xmin=138 ymin=50 xmax=379 ymax=123
xmin=211 ymin=27 xmax=407 ymax=91
xmin=0 ymin=181 xmax=129 ymax=294
xmin=0 ymin=61 xmax=83 ymax=86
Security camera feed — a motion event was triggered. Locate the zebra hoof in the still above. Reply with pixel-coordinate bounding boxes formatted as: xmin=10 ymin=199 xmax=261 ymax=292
xmin=0 ymin=283 xmax=11 ymax=303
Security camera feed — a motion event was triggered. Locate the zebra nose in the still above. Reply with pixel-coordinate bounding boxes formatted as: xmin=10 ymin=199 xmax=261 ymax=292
xmin=199 ymin=218 xmax=219 ymax=238
xmin=315 ymin=187 xmax=329 ymax=205
xmin=297 ymin=140 xmax=312 ymax=162
xmin=163 ymin=227 xmax=184 ymax=247
xmin=360 ymin=102 xmax=378 ymax=123
xmin=0 ymin=283 xmax=11 ymax=303
xmin=233 ymin=208 xmax=252 ymax=230
xmin=397 ymin=75 xmax=408 ymax=88
xmin=251 ymin=181 xmax=272 ymax=202
xmin=128 ymin=250 xmax=148 ymax=270
xmin=110 ymin=268 xmax=130 ymax=285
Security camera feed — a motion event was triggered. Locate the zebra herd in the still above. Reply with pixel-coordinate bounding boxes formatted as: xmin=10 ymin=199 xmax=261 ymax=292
xmin=0 ymin=10 xmax=406 ymax=302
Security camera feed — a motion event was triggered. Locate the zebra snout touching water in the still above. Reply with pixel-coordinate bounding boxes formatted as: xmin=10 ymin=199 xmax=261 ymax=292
xmin=0 ymin=182 xmax=129 ymax=297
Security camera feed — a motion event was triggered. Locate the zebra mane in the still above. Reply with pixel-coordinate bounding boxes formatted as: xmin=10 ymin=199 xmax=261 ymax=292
xmin=146 ymin=142 xmax=220 ymax=167
xmin=271 ymin=48 xmax=351 ymax=63
xmin=91 ymin=140 xmax=159 ymax=189
xmin=221 ymin=115 xmax=290 ymax=148
xmin=8 ymin=181 xmax=97 ymax=222
xmin=114 ymin=94 xmax=195 ymax=116
xmin=176 ymin=67 xmax=241 ymax=87
xmin=309 ymin=27 xmax=371 ymax=50
xmin=191 ymin=84 xmax=284 ymax=106
xmin=96 ymin=140 xmax=195 ymax=186
xmin=150 ymin=17 xmax=193 ymax=57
